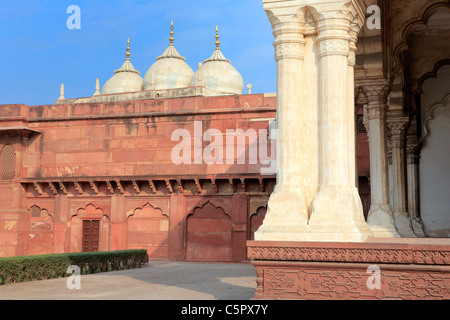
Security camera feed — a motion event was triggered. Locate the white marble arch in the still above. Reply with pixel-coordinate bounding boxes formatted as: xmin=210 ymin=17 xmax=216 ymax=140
xmin=420 ymin=66 xmax=450 ymax=237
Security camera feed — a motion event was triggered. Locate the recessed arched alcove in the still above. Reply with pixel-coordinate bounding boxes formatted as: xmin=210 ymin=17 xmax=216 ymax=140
xmin=127 ymin=203 xmax=169 ymax=259
xmin=27 ymin=205 xmax=54 ymax=255
xmin=420 ymin=63 xmax=450 ymax=237
xmin=249 ymin=206 xmax=267 ymax=240
xmin=185 ymin=201 xmax=232 ymax=261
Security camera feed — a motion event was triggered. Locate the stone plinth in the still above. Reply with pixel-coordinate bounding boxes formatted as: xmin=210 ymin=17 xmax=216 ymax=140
xmin=247 ymin=239 xmax=450 ymax=300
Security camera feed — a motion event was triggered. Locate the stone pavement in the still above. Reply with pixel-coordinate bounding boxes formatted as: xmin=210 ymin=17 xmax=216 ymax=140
xmin=0 ymin=261 xmax=257 ymax=300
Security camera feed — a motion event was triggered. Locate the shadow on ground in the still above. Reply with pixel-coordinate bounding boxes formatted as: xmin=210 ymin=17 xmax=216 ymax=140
xmin=0 ymin=260 xmax=257 ymax=300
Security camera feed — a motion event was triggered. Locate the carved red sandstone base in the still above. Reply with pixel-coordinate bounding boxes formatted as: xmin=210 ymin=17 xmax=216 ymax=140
xmin=247 ymin=239 xmax=450 ymax=300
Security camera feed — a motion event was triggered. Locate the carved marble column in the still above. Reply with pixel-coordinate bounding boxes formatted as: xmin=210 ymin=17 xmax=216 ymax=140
xmin=256 ymin=0 xmax=372 ymax=242
xmin=406 ymin=134 xmax=426 ymax=237
xmin=254 ymin=11 xmax=309 ymax=240
xmin=387 ymin=118 xmax=417 ymax=237
xmin=363 ymin=84 xmax=400 ymax=237
xmin=307 ymin=11 xmax=372 ymax=242
xmin=348 ymin=26 xmax=359 ymax=188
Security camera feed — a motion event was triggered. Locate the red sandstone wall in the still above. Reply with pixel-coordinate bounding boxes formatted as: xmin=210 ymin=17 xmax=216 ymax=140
xmin=0 ymin=95 xmax=276 ymax=260
xmin=18 ymin=95 xmax=276 ymax=178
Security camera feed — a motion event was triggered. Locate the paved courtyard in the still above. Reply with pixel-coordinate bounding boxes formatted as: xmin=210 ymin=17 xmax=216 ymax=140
xmin=0 ymin=261 xmax=257 ymax=300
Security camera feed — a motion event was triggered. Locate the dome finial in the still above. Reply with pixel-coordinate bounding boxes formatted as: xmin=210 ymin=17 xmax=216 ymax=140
xmin=126 ymin=37 xmax=131 ymax=61
xmin=169 ymin=20 xmax=174 ymax=46
xmin=215 ymin=25 xmax=220 ymax=49
xmin=203 ymin=24 xmax=230 ymax=63
xmin=114 ymin=37 xmax=140 ymax=75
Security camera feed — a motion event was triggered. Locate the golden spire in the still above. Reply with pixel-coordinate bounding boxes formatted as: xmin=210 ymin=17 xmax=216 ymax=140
xmin=203 ymin=24 xmax=230 ymax=63
xmin=215 ymin=25 xmax=220 ymax=49
xmin=114 ymin=37 xmax=140 ymax=74
xmin=126 ymin=38 xmax=131 ymax=61
xmin=169 ymin=20 xmax=174 ymax=46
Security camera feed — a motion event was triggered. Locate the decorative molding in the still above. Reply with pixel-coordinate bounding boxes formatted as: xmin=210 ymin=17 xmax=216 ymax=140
xmin=348 ymin=49 xmax=356 ymax=67
xmin=318 ymin=39 xmax=349 ymax=58
xmin=247 ymin=244 xmax=450 ymax=265
xmin=132 ymin=180 xmax=140 ymax=194
xmin=33 ymin=182 xmax=43 ymax=195
xmin=274 ymin=42 xmax=305 ymax=61
xmin=165 ymin=179 xmax=173 ymax=194
xmin=89 ymin=180 xmax=99 ymax=194
xmin=148 ymin=180 xmax=157 ymax=194
xmin=387 ymin=119 xmax=410 ymax=148
xmin=254 ymin=263 xmax=450 ymax=300
xmin=194 ymin=178 xmax=202 ymax=193
xmin=105 ymin=181 xmax=114 ymax=194
xmin=406 ymin=136 xmax=422 ymax=165
xmin=48 ymin=182 xmax=58 ymax=196
xmin=58 ymin=182 xmax=68 ymax=195
xmin=362 ymin=84 xmax=390 ymax=105
xmin=74 ymin=181 xmax=83 ymax=194
xmin=115 ymin=179 xmax=124 ymax=194
xmin=21 ymin=175 xmax=276 ymax=197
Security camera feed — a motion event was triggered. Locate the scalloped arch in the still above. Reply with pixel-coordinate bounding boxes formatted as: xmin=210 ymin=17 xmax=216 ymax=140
xmin=128 ymin=202 xmax=167 ymax=218
xmin=423 ymin=93 xmax=450 ymax=138
xmin=392 ymin=2 xmax=450 ymax=76
xmin=188 ymin=200 xmax=231 ymax=219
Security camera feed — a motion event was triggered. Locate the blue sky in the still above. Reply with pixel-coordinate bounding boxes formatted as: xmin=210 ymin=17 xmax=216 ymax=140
xmin=0 ymin=0 xmax=276 ymax=106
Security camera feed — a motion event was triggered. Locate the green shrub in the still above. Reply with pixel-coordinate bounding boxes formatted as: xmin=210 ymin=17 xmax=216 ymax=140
xmin=0 ymin=249 xmax=147 ymax=285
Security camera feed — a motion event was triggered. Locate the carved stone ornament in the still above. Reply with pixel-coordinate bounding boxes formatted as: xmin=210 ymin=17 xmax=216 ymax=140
xmin=319 ymin=39 xmax=349 ymax=57
xmin=275 ymin=42 xmax=305 ymax=61
xmin=362 ymin=85 xmax=390 ymax=105
xmin=247 ymin=245 xmax=450 ymax=265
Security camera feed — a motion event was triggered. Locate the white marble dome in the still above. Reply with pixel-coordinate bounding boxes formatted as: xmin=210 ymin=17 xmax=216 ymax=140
xmin=190 ymin=27 xmax=244 ymax=96
xmin=102 ymin=39 xmax=143 ymax=95
xmin=143 ymin=23 xmax=194 ymax=90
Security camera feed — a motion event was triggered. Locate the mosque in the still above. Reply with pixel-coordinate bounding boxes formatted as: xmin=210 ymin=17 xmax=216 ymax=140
xmin=1 ymin=0 xmax=450 ymax=300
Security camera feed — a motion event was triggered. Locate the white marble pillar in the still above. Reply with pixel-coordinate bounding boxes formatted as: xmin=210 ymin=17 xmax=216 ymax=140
xmin=363 ymin=84 xmax=400 ymax=237
xmin=256 ymin=0 xmax=373 ymax=242
xmin=406 ymin=134 xmax=426 ymax=237
xmin=254 ymin=11 xmax=309 ymax=241
xmin=387 ymin=118 xmax=417 ymax=237
xmin=307 ymin=13 xmax=372 ymax=242
xmin=348 ymin=27 xmax=359 ymax=189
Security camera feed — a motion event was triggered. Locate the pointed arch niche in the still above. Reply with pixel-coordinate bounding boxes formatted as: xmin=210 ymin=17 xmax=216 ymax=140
xmin=186 ymin=201 xmax=232 ymax=261
xmin=127 ymin=203 xmax=169 ymax=259
xmin=420 ymin=63 xmax=450 ymax=237
xmin=27 ymin=205 xmax=54 ymax=255
xmin=70 ymin=203 xmax=111 ymax=252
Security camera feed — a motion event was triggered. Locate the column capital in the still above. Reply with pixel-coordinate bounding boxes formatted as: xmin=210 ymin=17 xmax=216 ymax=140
xmin=348 ymin=24 xmax=360 ymax=66
xmin=387 ymin=118 xmax=409 ymax=139
xmin=387 ymin=118 xmax=409 ymax=149
xmin=361 ymin=83 xmax=391 ymax=106
xmin=406 ymin=134 xmax=422 ymax=164
xmin=267 ymin=11 xmax=307 ymax=61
